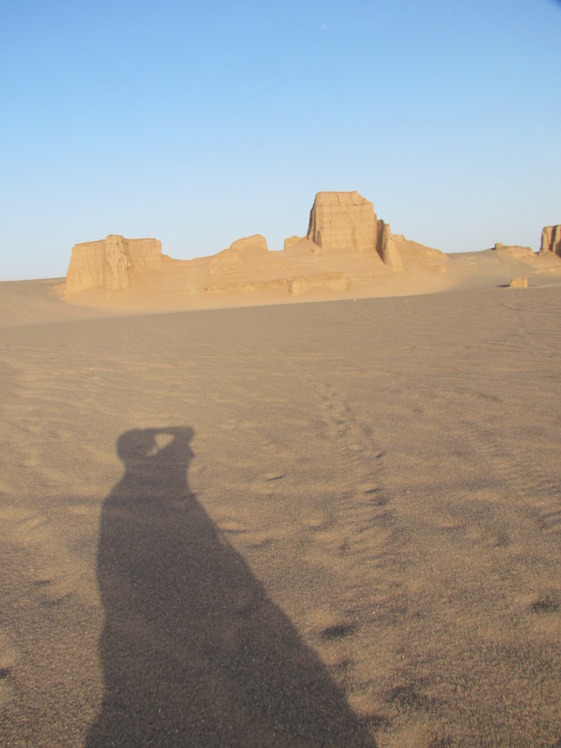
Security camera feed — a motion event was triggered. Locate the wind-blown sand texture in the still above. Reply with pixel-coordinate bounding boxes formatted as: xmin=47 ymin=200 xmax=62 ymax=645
xmin=1 ymin=269 xmax=561 ymax=746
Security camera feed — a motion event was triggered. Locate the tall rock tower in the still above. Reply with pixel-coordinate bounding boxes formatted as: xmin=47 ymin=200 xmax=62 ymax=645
xmin=306 ymin=191 xmax=403 ymax=270
xmin=306 ymin=191 xmax=377 ymax=253
xmin=540 ymin=225 xmax=561 ymax=257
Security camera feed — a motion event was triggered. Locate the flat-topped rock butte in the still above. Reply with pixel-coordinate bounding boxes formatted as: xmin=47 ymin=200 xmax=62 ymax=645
xmin=65 ymin=235 xmax=162 ymax=293
xmin=61 ymin=191 xmax=561 ymax=310
xmin=306 ymin=191 xmax=404 ymax=272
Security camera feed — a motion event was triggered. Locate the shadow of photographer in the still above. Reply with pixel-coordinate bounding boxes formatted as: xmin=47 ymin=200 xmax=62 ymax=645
xmin=87 ymin=426 xmax=374 ymax=746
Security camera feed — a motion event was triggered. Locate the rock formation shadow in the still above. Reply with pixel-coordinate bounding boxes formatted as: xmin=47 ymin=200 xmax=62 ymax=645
xmin=87 ymin=427 xmax=374 ymax=747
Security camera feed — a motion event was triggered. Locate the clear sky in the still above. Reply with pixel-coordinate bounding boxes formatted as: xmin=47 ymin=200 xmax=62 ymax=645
xmin=1 ymin=0 xmax=560 ymax=280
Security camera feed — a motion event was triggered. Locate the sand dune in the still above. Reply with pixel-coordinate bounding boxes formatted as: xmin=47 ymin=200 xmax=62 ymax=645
xmin=1 ymin=263 xmax=561 ymax=746
xmin=0 ymin=279 xmax=119 ymax=328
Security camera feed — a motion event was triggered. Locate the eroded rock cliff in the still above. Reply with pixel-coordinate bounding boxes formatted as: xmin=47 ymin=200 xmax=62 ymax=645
xmin=377 ymin=220 xmax=404 ymax=272
xmin=65 ymin=235 xmax=162 ymax=293
xmin=540 ymin=225 xmax=561 ymax=257
xmin=306 ymin=191 xmax=403 ymax=270
xmin=306 ymin=191 xmax=377 ymax=254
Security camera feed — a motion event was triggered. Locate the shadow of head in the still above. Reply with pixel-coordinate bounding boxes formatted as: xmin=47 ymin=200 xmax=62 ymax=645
xmin=116 ymin=427 xmax=195 ymax=464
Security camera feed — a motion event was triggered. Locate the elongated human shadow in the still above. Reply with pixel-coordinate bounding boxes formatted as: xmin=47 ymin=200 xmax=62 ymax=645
xmin=87 ymin=427 xmax=375 ymax=746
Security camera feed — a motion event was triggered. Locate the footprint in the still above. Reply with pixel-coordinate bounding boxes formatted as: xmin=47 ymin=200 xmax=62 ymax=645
xmin=530 ymin=590 xmax=561 ymax=614
xmin=361 ymin=487 xmax=389 ymax=506
xmin=386 ymin=682 xmax=431 ymax=710
xmin=320 ymin=622 xmax=358 ymax=640
xmin=0 ymin=628 xmax=17 ymax=680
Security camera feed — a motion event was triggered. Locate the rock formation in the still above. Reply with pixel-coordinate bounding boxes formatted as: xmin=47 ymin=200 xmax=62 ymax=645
xmin=306 ymin=191 xmax=403 ymax=270
xmin=208 ymin=235 xmax=268 ymax=274
xmin=228 ymin=234 xmax=268 ymax=253
xmin=306 ymin=191 xmax=377 ymax=254
xmin=283 ymin=235 xmax=303 ymax=250
xmin=206 ymin=272 xmax=350 ymax=297
xmin=288 ymin=272 xmax=350 ymax=296
xmin=509 ymin=276 xmax=528 ymax=288
xmin=65 ymin=235 xmax=162 ymax=293
xmin=493 ymin=243 xmax=535 ymax=259
xmin=540 ymin=225 xmax=561 ymax=257
xmin=63 ymin=192 xmax=443 ymax=299
xmin=377 ymin=220 xmax=404 ymax=272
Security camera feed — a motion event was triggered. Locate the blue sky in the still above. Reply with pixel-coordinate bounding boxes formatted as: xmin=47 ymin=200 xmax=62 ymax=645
xmin=1 ymin=0 xmax=560 ymax=280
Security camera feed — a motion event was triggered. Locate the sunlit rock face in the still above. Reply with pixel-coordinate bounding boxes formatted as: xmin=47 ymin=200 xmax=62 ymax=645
xmin=306 ymin=191 xmax=403 ymax=271
xmin=306 ymin=191 xmax=378 ymax=253
xmin=65 ymin=235 xmax=162 ymax=293
xmin=540 ymin=225 xmax=561 ymax=257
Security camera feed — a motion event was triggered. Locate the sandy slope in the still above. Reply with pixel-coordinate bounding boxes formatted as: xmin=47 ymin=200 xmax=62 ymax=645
xmin=1 ymin=268 xmax=560 ymax=746
xmin=0 ymin=279 xmax=116 ymax=328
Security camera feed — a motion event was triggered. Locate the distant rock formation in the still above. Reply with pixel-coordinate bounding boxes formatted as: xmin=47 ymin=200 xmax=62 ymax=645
xmin=493 ymin=244 xmax=535 ymax=259
xmin=208 ymin=234 xmax=268 ymax=275
xmin=509 ymin=276 xmax=528 ymax=288
xmin=229 ymin=234 xmax=268 ymax=253
xmin=306 ymin=191 xmax=403 ymax=270
xmin=63 ymin=192 xmax=443 ymax=299
xmin=283 ymin=235 xmax=303 ymax=250
xmin=540 ymin=225 xmax=561 ymax=257
xmin=377 ymin=220 xmax=404 ymax=272
xmin=306 ymin=191 xmax=377 ymax=254
xmin=66 ymin=235 xmax=162 ymax=293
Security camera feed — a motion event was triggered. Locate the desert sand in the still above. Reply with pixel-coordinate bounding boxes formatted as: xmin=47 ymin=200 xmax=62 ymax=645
xmin=1 ymin=245 xmax=561 ymax=746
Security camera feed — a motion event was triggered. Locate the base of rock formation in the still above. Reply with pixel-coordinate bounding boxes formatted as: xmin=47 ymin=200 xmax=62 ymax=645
xmin=206 ymin=272 xmax=350 ymax=297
